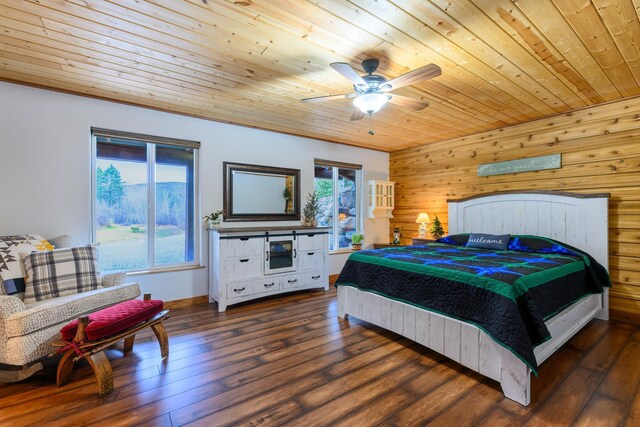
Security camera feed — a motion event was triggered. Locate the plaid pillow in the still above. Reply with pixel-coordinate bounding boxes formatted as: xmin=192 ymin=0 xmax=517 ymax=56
xmin=23 ymin=245 xmax=100 ymax=303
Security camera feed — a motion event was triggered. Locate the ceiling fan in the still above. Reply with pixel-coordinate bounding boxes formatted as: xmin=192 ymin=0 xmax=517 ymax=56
xmin=301 ymin=59 xmax=441 ymax=121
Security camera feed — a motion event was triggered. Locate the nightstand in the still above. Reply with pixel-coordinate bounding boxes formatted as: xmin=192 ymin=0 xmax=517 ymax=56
xmin=412 ymin=238 xmax=436 ymax=245
xmin=373 ymin=243 xmax=403 ymax=249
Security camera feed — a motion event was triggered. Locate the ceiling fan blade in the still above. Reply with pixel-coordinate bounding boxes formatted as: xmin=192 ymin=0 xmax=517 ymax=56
xmin=350 ymin=108 xmax=365 ymax=121
xmin=330 ymin=62 xmax=367 ymax=86
xmin=388 ymin=94 xmax=430 ymax=111
xmin=383 ymin=64 xmax=442 ymax=91
xmin=301 ymin=93 xmax=356 ymax=103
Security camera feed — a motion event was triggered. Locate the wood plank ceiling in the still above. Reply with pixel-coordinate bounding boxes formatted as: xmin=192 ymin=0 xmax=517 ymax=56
xmin=1 ymin=0 xmax=639 ymax=152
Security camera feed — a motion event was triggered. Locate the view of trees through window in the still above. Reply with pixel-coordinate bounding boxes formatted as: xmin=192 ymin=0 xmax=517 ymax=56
xmin=314 ymin=164 xmax=359 ymax=250
xmin=95 ymin=138 xmax=195 ymax=272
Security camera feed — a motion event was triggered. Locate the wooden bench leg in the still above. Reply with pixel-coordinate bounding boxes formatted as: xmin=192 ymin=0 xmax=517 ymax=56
xmin=87 ymin=350 xmax=114 ymax=398
xmin=56 ymin=350 xmax=76 ymax=387
xmin=151 ymin=323 xmax=169 ymax=359
xmin=123 ymin=335 xmax=136 ymax=354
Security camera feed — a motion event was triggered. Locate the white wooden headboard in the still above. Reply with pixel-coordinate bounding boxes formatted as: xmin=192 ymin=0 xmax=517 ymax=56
xmin=447 ymin=191 xmax=610 ymax=270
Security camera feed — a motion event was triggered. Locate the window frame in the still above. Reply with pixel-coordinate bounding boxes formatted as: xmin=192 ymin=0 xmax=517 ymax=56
xmin=314 ymin=159 xmax=363 ymax=253
xmin=91 ymin=129 xmax=201 ymax=274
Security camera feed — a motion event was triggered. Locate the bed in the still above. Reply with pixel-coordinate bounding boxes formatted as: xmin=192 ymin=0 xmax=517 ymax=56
xmin=336 ymin=191 xmax=610 ymax=406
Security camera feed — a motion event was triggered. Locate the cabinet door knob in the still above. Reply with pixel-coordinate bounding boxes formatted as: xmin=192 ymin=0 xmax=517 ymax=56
xmin=264 ymin=282 xmax=275 ymax=288
xmin=307 ymin=252 xmax=315 ymax=256
xmin=265 ymin=251 xmax=269 ymax=261
xmin=288 ymin=279 xmax=297 ymax=284
xmin=239 ymin=259 xmax=249 ymax=263
xmin=233 ymin=287 xmax=246 ymax=293
xmin=312 ymin=275 xmax=320 ymax=280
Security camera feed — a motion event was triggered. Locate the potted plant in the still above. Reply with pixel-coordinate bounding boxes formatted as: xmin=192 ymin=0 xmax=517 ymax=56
xmin=351 ymin=233 xmax=364 ymax=250
xmin=302 ymin=191 xmax=319 ymax=227
xmin=203 ymin=209 xmax=225 ymax=229
xmin=429 ymin=214 xmax=445 ymax=239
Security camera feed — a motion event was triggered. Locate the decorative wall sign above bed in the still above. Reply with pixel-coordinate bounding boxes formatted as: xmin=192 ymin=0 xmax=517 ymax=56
xmin=478 ymin=154 xmax=561 ymax=177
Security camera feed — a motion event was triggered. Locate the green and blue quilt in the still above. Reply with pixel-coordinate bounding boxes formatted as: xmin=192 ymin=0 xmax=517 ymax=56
xmin=335 ymin=235 xmax=610 ymax=374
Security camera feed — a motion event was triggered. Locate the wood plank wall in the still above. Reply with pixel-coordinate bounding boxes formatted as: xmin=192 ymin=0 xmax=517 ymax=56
xmin=389 ymin=96 xmax=640 ymax=325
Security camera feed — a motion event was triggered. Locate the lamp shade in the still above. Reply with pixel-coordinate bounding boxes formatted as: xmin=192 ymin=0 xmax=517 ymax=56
xmin=415 ymin=212 xmax=431 ymax=224
xmin=353 ymin=93 xmax=390 ymax=114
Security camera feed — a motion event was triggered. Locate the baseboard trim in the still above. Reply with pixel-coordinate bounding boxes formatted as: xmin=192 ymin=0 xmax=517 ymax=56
xmin=164 ymin=295 xmax=209 ymax=310
xmin=610 ymin=309 xmax=640 ymax=326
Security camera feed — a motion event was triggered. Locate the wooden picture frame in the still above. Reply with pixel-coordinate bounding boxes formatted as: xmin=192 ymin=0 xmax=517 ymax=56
xmin=223 ymin=161 xmax=301 ymax=222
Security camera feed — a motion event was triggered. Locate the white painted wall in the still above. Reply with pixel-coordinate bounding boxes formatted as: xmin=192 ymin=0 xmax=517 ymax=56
xmin=0 ymin=82 xmax=389 ymax=301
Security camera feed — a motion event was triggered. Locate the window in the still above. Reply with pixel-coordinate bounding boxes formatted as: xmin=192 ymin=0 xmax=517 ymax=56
xmin=314 ymin=159 xmax=362 ymax=251
xmin=92 ymin=129 xmax=199 ymax=273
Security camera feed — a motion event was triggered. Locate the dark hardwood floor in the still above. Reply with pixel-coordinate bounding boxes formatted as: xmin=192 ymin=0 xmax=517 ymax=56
xmin=1 ymin=288 xmax=639 ymax=426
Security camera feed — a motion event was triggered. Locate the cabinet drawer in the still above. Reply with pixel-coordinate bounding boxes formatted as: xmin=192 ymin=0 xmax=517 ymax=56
xmin=298 ymin=250 xmax=324 ymax=271
xmin=304 ymin=271 xmax=325 ymax=287
xmin=222 ymin=256 xmax=262 ymax=281
xmin=297 ymin=233 xmax=325 ymax=251
xmin=282 ymin=273 xmax=305 ymax=289
xmin=222 ymin=237 xmax=264 ymax=258
xmin=252 ymin=277 xmax=282 ymax=294
xmin=227 ymin=281 xmax=252 ymax=299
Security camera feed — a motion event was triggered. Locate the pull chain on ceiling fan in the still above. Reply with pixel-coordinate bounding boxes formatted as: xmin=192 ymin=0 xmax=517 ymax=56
xmin=301 ymin=59 xmax=442 ymax=121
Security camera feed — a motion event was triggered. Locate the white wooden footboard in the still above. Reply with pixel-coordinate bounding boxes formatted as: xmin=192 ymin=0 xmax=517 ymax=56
xmin=338 ymin=285 xmax=606 ymax=406
xmin=337 ymin=285 xmax=531 ymax=405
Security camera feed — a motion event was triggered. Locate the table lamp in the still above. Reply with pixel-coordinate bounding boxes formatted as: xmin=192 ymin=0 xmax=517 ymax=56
xmin=415 ymin=213 xmax=431 ymax=238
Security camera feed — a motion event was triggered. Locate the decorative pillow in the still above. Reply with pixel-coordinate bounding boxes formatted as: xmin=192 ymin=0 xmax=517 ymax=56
xmin=0 ymin=234 xmax=54 ymax=295
xmin=466 ymin=233 xmax=511 ymax=251
xmin=60 ymin=299 xmax=164 ymax=341
xmin=436 ymin=234 xmax=469 ymax=246
xmin=507 ymin=236 xmax=579 ymax=257
xmin=48 ymin=235 xmax=74 ymax=249
xmin=22 ymin=244 xmax=100 ymax=304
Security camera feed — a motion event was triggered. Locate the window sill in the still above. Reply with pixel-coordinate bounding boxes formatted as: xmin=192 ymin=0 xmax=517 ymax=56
xmin=124 ymin=264 xmax=205 ymax=276
xmin=329 ymin=249 xmax=356 ymax=255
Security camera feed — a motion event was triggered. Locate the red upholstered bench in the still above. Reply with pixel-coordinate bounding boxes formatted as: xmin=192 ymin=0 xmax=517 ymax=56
xmin=61 ymin=299 xmax=165 ymax=341
xmin=54 ymin=294 xmax=169 ymax=397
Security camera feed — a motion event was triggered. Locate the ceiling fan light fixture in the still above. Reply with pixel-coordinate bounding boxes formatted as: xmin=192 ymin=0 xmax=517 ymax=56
xmin=353 ymin=93 xmax=390 ymax=115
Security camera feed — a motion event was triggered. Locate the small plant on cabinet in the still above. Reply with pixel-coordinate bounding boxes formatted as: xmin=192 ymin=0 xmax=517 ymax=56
xmin=203 ymin=210 xmax=225 ymax=229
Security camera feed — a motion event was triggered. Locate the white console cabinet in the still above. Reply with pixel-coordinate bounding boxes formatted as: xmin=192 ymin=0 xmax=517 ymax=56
xmin=209 ymin=226 xmax=329 ymax=312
